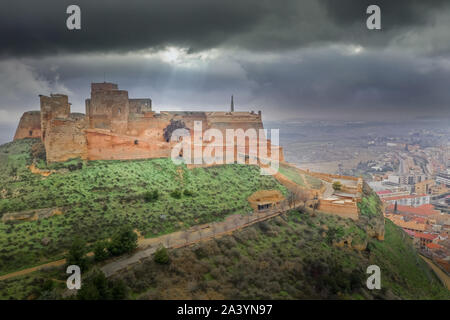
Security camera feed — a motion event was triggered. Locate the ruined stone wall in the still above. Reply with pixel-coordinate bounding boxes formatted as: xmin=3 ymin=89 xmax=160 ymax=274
xmin=91 ymin=82 xmax=118 ymax=92
xmin=45 ymin=114 xmax=88 ymax=162
xmin=318 ymin=200 xmax=359 ymax=220
xmin=303 ymin=171 xmax=359 ymax=182
xmin=16 ymin=82 xmax=283 ymax=164
xmin=40 ymin=94 xmax=70 ymax=142
xmin=129 ymin=99 xmax=152 ymax=114
xmin=13 ymin=111 xmax=42 ymax=140
xmin=205 ymin=112 xmax=264 ymax=135
xmin=85 ymin=129 xmax=171 ymax=160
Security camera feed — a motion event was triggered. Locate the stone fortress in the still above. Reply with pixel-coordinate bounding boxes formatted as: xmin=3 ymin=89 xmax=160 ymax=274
xmin=13 ymin=82 xmax=374 ymax=228
xmin=14 ymin=82 xmax=283 ymax=164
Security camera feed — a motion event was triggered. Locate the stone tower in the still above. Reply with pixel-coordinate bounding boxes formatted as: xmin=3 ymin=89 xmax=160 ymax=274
xmin=39 ymin=94 xmax=70 ymax=142
xmin=231 ymin=95 xmax=234 ymax=112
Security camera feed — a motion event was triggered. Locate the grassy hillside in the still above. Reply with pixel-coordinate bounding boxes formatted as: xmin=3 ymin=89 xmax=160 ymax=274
xmin=3 ymin=209 xmax=447 ymax=300
xmin=278 ymin=164 xmax=322 ymax=189
xmin=114 ymin=212 xmax=449 ymax=300
xmin=0 ymin=139 xmax=447 ymax=300
xmin=0 ymin=139 xmax=286 ymax=274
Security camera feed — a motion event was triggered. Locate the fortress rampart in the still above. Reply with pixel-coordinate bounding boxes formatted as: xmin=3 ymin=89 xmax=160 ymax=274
xmin=14 ymin=82 xmax=283 ymax=163
xmin=13 ymin=111 xmax=42 ymax=140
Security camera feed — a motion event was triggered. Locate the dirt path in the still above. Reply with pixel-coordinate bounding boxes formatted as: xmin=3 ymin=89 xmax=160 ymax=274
xmin=101 ymin=201 xmax=300 ymax=277
xmin=420 ymin=255 xmax=450 ymax=290
xmin=0 ymin=253 xmax=93 ymax=281
xmin=0 ymin=259 xmax=66 ymax=281
xmin=0 ymin=201 xmax=300 ymax=281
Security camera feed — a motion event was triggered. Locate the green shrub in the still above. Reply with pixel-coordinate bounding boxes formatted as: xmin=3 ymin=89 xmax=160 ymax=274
xmin=154 ymin=247 xmax=170 ymax=265
xmin=170 ymin=190 xmax=182 ymax=199
xmin=144 ymin=190 xmax=159 ymax=202
xmin=332 ymin=181 xmax=342 ymax=191
xmin=66 ymin=237 xmax=88 ymax=271
xmin=107 ymin=226 xmax=138 ymax=256
xmin=77 ymin=269 xmax=128 ymax=300
xmin=93 ymin=241 xmax=110 ymax=262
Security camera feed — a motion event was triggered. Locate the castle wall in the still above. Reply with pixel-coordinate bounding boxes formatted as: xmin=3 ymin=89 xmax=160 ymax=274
xmin=85 ymin=130 xmax=171 ymax=160
xmin=318 ymin=199 xmax=359 ymax=220
xmin=45 ymin=115 xmax=88 ymax=162
xmin=13 ymin=111 xmax=42 ymax=140
xmin=126 ymin=116 xmax=170 ymax=141
xmin=40 ymin=94 xmax=70 ymax=142
xmin=17 ymin=82 xmax=283 ymax=164
xmin=91 ymin=82 xmax=118 ymax=92
xmin=129 ymin=99 xmax=152 ymax=114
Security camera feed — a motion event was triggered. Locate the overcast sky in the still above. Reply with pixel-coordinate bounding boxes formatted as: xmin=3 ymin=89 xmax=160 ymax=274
xmin=1 ymin=0 xmax=450 ymax=142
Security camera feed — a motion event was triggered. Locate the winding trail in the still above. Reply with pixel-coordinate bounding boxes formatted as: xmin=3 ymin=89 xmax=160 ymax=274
xmin=101 ymin=201 xmax=300 ymax=277
xmin=420 ymin=255 xmax=450 ymax=290
xmin=0 ymin=259 xmax=66 ymax=281
xmin=0 ymin=200 xmax=301 ymax=281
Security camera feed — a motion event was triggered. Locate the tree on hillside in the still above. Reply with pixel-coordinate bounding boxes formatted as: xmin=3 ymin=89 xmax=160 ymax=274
xmin=287 ymin=191 xmax=296 ymax=209
xmin=66 ymin=236 xmax=88 ymax=271
xmin=332 ymin=181 xmax=342 ymax=191
xmin=298 ymin=189 xmax=310 ymax=209
xmin=154 ymin=247 xmax=170 ymax=265
xmin=77 ymin=269 xmax=128 ymax=300
xmin=144 ymin=190 xmax=159 ymax=202
xmin=107 ymin=226 xmax=138 ymax=256
xmin=9 ymin=165 xmax=17 ymax=177
xmin=93 ymin=241 xmax=109 ymax=262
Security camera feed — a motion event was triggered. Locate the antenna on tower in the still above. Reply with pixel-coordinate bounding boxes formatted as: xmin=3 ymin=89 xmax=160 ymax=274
xmin=231 ymin=95 xmax=234 ymax=112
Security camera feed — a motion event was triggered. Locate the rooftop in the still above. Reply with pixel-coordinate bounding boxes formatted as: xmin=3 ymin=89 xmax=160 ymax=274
xmin=387 ymin=204 xmax=440 ymax=216
xmin=414 ymin=232 xmax=439 ymax=241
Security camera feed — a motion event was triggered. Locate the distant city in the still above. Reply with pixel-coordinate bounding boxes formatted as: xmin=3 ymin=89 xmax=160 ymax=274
xmin=269 ymin=118 xmax=450 ymax=272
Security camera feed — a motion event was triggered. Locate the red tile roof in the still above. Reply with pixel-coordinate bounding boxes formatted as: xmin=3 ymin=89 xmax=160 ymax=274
xmin=412 ymin=217 xmax=427 ymax=224
xmin=414 ymin=232 xmax=438 ymax=241
xmin=376 ymin=190 xmax=392 ymax=195
xmin=426 ymin=243 xmax=443 ymax=250
xmin=386 ymin=204 xmax=439 ymax=216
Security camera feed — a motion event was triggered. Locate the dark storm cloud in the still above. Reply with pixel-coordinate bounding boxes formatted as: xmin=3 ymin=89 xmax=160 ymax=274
xmin=241 ymin=49 xmax=450 ymax=119
xmin=320 ymin=0 xmax=448 ymax=27
xmin=14 ymin=47 xmax=450 ymax=121
xmin=1 ymin=0 xmax=450 ymax=56
xmin=1 ymin=0 xmax=450 ymax=143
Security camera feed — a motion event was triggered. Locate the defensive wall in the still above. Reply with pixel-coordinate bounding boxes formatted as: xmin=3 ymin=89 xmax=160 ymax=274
xmin=14 ymin=82 xmax=282 ymax=164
